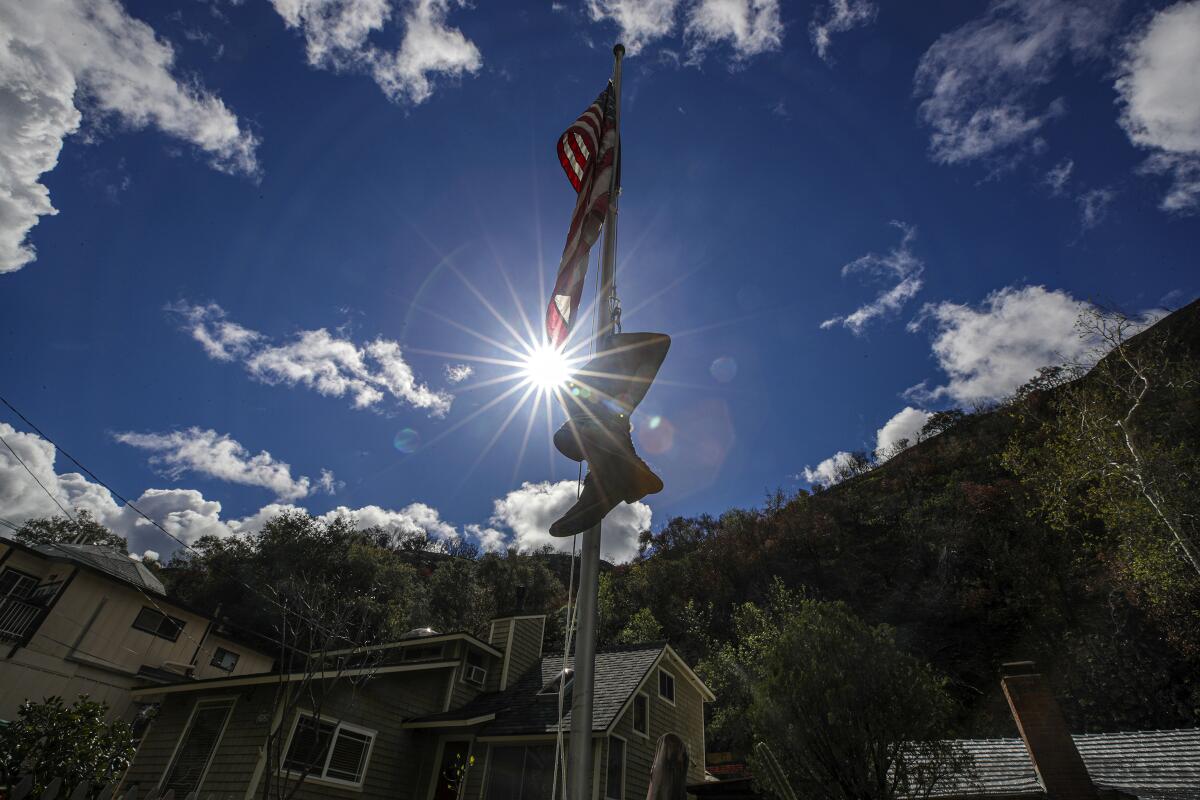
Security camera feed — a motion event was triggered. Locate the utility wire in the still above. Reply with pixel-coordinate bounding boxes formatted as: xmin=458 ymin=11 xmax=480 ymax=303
xmin=0 ymin=394 xmax=371 ymax=656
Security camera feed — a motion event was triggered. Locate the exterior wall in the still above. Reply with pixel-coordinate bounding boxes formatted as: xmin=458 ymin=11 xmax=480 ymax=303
xmin=0 ymin=546 xmax=272 ymax=722
xmin=192 ymin=633 xmax=275 ymax=681
xmin=123 ymin=666 xmax=454 ymax=799
xmin=487 ymin=615 xmax=546 ymax=692
xmin=606 ymin=654 xmax=707 ymax=800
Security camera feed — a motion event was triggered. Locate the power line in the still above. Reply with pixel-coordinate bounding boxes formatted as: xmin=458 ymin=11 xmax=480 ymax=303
xmin=0 ymin=432 xmax=75 ymax=520
xmin=0 ymin=393 xmax=372 ymax=656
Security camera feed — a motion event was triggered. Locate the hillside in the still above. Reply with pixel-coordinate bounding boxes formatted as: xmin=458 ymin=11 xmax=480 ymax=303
xmin=602 ymin=300 xmax=1200 ymax=738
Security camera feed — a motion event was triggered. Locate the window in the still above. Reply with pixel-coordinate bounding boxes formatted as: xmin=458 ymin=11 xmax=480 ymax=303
xmin=658 ymin=669 xmax=675 ymax=704
xmin=133 ymin=606 xmax=186 ymax=641
xmin=210 ymin=647 xmax=239 ymax=672
xmin=462 ymin=649 xmax=487 ymax=687
xmin=161 ymin=698 xmax=234 ymax=794
xmin=282 ymin=712 xmax=375 ymax=787
xmin=0 ymin=568 xmax=37 ymax=600
xmin=484 ymin=745 xmax=555 ymax=800
xmin=606 ymin=737 xmax=625 ymax=800
xmin=632 ymin=692 xmax=649 ymax=737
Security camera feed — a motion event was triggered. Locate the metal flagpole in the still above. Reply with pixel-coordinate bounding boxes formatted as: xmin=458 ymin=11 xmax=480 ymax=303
xmin=568 ymin=41 xmax=624 ymax=800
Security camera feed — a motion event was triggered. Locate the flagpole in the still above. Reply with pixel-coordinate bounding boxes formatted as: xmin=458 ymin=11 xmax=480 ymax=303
xmin=568 ymin=41 xmax=624 ymax=800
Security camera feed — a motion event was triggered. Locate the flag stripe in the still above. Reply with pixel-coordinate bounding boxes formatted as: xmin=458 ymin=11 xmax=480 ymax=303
xmin=548 ymin=84 xmax=616 ymax=347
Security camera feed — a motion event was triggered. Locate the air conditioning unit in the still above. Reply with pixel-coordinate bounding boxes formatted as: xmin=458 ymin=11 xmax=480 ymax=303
xmin=464 ymin=664 xmax=487 ymax=686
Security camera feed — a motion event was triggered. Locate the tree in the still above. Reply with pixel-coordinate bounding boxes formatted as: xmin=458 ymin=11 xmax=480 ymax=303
xmin=16 ymin=510 xmax=128 ymax=551
xmin=701 ymin=581 xmax=971 ymax=800
xmin=615 ymin=607 xmax=664 ymax=644
xmin=0 ymin=695 xmax=134 ymax=793
xmin=1003 ymin=307 xmax=1200 ymax=646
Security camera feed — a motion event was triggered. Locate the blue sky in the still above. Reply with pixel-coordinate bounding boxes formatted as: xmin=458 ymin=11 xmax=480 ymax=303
xmin=1 ymin=0 xmax=1197 ymax=562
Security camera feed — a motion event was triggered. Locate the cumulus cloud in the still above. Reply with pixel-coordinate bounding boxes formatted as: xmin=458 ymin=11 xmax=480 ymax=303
xmin=1115 ymin=1 xmax=1200 ymax=213
xmin=875 ymin=406 xmax=932 ymax=459
xmin=113 ymin=427 xmax=335 ymax=502
xmin=1 ymin=422 xmax=513 ymax=557
xmin=820 ymin=222 xmax=924 ymax=335
xmin=905 ymin=285 xmax=1094 ymax=405
xmin=913 ymin=0 xmax=1119 ymax=166
xmin=800 ymin=451 xmax=857 ymax=488
xmin=444 ymin=363 xmax=473 ymax=384
xmin=489 ymin=480 xmax=651 ymax=563
xmin=0 ymin=0 xmax=259 ymax=274
xmin=167 ymin=301 xmax=453 ymax=416
xmin=271 ymin=0 xmax=482 ymax=104
xmin=585 ymin=0 xmax=681 ymax=55
xmin=684 ymin=0 xmax=783 ymax=64
xmin=809 ymin=0 xmax=877 ymax=63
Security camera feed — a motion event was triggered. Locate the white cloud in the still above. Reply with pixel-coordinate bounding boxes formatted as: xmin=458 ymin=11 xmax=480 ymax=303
xmin=113 ymin=427 xmax=334 ymax=502
xmin=1115 ymin=1 xmax=1200 ymax=213
xmin=875 ymin=407 xmax=932 ymax=459
xmin=585 ymin=0 xmax=681 ymax=56
xmin=1 ymin=422 xmax=522 ymax=557
xmin=316 ymin=501 xmax=459 ymax=544
xmin=140 ymin=549 xmax=160 ymax=562
xmin=271 ymin=0 xmax=482 ymax=104
xmin=1044 ymin=158 xmax=1074 ymax=195
xmin=444 ymin=363 xmax=473 ymax=384
xmin=820 ymin=221 xmax=924 ymax=335
xmin=489 ymin=480 xmax=651 ymax=563
xmin=0 ymin=0 xmax=259 ymax=274
xmin=809 ymin=0 xmax=877 ymax=64
xmin=168 ymin=301 xmax=453 ymax=416
xmin=913 ymin=0 xmax=1119 ymax=166
xmin=800 ymin=451 xmax=856 ymax=487
xmin=1077 ymin=187 xmax=1117 ymax=229
xmin=684 ymin=0 xmax=783 ymax=64
xmin=905 ymin=285 xmax=1093 ymax=404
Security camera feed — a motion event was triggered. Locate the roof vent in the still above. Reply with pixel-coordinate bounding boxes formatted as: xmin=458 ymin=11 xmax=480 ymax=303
xmin=400 ymin=627 xmax=440 ymax=640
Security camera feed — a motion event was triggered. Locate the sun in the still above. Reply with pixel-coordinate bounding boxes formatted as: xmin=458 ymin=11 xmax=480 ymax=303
xmin=520 ymin=343 xmax=572 ymax=390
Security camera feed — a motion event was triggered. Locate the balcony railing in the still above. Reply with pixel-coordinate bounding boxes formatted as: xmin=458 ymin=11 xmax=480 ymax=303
xmin=0 ymin=597 xmax=43 ymax=643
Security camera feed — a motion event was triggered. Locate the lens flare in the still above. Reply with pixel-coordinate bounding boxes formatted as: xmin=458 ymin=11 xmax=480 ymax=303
xmin=520 ymin=344 xmax=572 ymax=390
xmin=393 ymin=428 xmax=420 ymax=454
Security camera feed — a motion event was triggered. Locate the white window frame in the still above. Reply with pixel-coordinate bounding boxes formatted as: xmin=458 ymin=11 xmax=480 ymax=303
xmin=158 ymin=696 xmax=237 ymax=793
xmin=631 ymin=692 xmax=650 ymax=739
xmin=658 ymin=668 xmax=676 ymax=706
xmin=460 ymin=648 xmax=488 ymax=688
xmin=279 ymin=710 xmax=377 ymax=791
xmin=605 ymin=734 xmax=627 ymax=800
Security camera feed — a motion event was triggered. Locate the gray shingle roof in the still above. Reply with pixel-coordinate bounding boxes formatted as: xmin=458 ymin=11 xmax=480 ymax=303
xmin=927 ymin=729 xmax=1200 ymax=799
xmin=409 ymin=642 xmax=665 ymax=736
xmin=28 ymin=541 xmax=166 ymax=596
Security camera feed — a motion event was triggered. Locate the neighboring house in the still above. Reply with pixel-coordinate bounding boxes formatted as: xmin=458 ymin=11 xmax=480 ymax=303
xmin=0 ymin=536 xmax=274 ymax=724
xmin=120 ymin=611 xmax=714 ymax=800
xmin=929 ymin=662 xmax=1200 ymax=800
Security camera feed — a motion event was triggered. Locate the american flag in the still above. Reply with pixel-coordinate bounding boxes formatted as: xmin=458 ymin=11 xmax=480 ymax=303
xmin=546 ymin=83 xmax=617 ymax=348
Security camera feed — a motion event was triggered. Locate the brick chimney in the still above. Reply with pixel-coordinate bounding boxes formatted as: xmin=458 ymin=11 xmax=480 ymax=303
xmin=1000 ymin=661 xmax=1097 ymax=800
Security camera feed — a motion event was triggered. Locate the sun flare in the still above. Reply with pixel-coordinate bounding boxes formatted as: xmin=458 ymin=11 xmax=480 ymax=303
xmin=520 ymin=343 xmax=572 ymax=390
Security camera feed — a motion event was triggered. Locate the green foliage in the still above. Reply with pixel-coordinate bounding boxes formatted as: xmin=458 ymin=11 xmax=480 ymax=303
xmin=702 ymin=582 xmax=972 ymax=800
xmin=1002 ymin=308 xmax=1200 ymax=653
xmin=615 ymin=607 xmax=663 ymax=644
xmin=0 ymin=695 xmax=134 ymax=793
xmin=16 ymin=510 xmax=128 ymax=551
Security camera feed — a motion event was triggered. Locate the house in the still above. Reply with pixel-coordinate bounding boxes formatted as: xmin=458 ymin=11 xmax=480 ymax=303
xmin=0 ymin=536 xmax=274 ymax=724
xmin=928 ymin=662 xmax=1200 ymax=800
xmin=120 ymin=610 xmax=714 ymax=799
xmin=687 ymin=661 xmax=1200 ymax=800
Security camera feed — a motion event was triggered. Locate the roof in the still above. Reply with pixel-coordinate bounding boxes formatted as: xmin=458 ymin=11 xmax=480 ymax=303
xmin=927 ymin=729 xmax=1200 ymax=799
xmin=405 ymin=642 xmax=669 ymax=736
xmin=7 ymin=537 xmax=167 ymax=596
